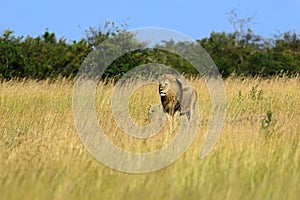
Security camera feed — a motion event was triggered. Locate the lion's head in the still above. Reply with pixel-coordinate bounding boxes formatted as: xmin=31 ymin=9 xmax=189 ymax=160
xmin=158 ymin=77 xmax=172 ymax=97
xmin=158 ymin=75 xmax=182 ymax=116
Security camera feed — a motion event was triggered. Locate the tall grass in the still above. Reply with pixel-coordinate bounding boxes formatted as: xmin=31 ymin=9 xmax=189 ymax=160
xmin=0 ymin=77 xmax=299 ymax=200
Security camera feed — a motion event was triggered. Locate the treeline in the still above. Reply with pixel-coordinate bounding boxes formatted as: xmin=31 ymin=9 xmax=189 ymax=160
xmin=199 ymin=30 xmax=300 ymax=77
xmin=0 ymin=30 xmax=90 ymax=79
xmin=0 ymin=25 xmax=299 ymax=80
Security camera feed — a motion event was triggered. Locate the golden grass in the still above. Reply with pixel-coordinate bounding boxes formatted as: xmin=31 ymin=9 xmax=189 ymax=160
xmin=0 ymin=77 xmax=299 ymax=200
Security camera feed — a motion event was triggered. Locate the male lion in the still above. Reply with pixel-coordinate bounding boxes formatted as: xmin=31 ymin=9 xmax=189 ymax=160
xmin=158 ymin=74 xmax=196 ymax=121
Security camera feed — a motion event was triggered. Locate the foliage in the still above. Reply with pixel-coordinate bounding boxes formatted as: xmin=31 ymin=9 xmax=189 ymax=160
xmin=199 ymin=30 xmax=300 ymax=77
xmin=0 ymin=30 xmax=90 ymax=80
xmin=0 ymin=23 xmax=300 ymax=80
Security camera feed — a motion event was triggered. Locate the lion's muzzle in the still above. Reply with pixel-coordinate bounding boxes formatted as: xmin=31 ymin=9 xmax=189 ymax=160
xmin=159 ymin=91 xmax=167 ymax=96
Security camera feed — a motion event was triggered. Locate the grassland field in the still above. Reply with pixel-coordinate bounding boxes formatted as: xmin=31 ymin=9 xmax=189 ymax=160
xmin=0 ymin=76 xmax=299 ymax=200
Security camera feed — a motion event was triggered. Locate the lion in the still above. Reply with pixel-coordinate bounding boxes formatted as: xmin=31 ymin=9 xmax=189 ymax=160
xmin=158 ymin=74 xmax=197 ymax=121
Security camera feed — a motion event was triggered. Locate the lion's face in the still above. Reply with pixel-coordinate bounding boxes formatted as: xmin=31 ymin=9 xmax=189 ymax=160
xmin=158 ymin=78 xmax=172 ymax=97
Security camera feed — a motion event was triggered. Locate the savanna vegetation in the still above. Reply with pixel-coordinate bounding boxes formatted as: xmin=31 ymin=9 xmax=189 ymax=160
xmin=0 ymin=77 xmax=299 ymax=199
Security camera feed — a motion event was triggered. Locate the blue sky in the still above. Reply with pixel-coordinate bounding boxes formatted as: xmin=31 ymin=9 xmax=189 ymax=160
xmin=1 ymin=0 xmax=300 ymax=41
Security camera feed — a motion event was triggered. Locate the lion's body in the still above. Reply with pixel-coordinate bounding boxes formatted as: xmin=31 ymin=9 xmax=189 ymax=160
xmin=158 ymin=74 xmax=196 ymax=120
